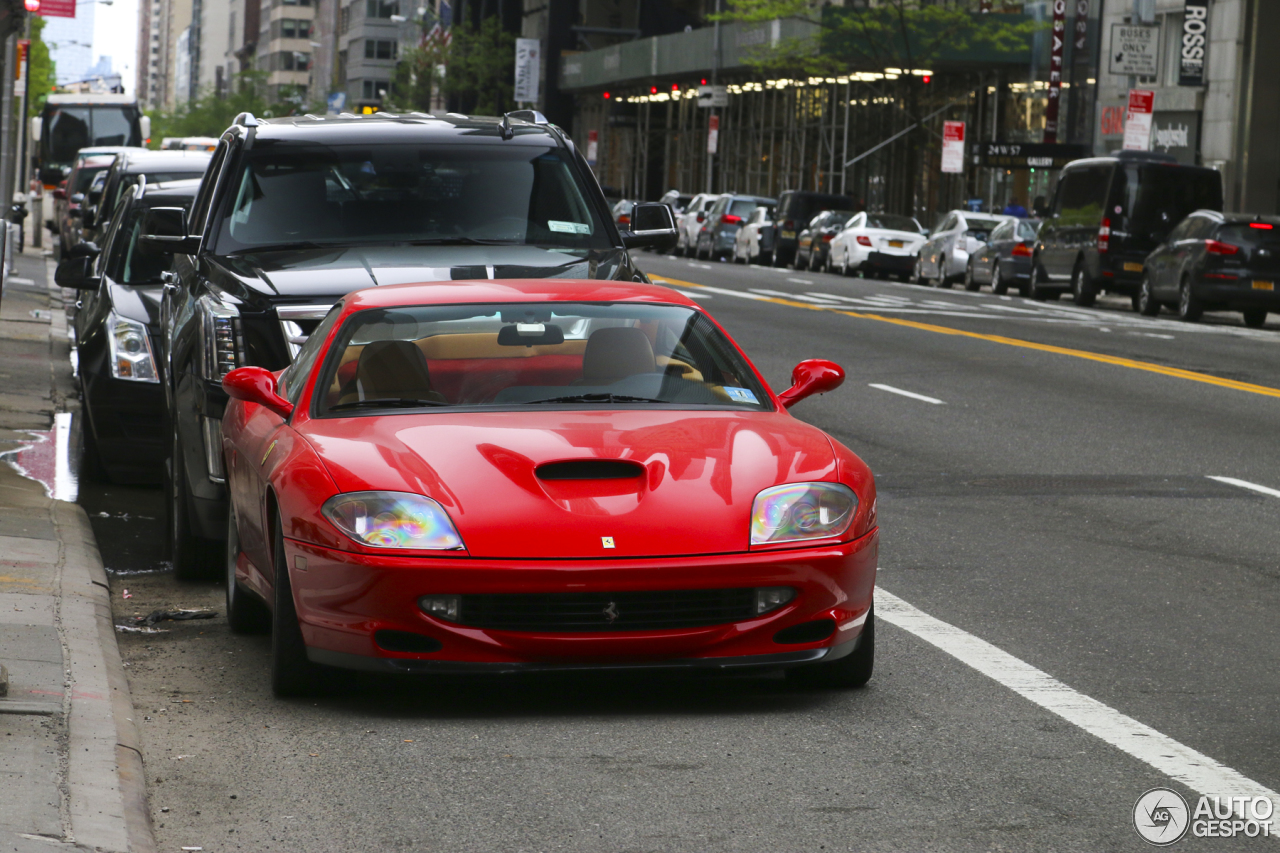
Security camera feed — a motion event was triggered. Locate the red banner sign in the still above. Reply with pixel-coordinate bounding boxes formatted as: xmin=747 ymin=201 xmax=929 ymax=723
xmin=1043 ymin=0 xmax=1067 ymax=143
xmin=38 ymin=0 xmax=77 ymax=18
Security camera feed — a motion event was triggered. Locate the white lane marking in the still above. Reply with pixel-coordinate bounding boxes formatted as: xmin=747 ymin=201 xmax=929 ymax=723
xmin=651 ymin=281 xmax=771 ymax=300
xmin=748 ymin=289 xmax=840 ymax=305
xmin=671 ymin=289 xmax=712 ymax=300
xmin=787 ymin=277 xmax=814 ymax=285
xmin=876 ymin=588 xmax=1280 ymax=818
xmin=1207 ymin=476 xmax=1280 ymax=499
xmin=868 ymin=384 xmax=945 ymax=405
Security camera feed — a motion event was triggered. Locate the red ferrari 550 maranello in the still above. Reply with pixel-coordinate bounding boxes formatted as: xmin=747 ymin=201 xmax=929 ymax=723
xmin=219 ymin=279 xmax=877 ymax=696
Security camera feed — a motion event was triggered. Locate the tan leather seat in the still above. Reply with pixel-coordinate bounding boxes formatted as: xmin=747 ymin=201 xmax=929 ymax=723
xmin=580 ymin=327 xmax=656 ymax=384
xmin=352 ymin=340 xmax=447 ymax=403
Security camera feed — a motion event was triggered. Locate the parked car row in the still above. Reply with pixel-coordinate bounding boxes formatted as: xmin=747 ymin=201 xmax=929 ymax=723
xmin=54 ymin=112 xmax=878 ymax=698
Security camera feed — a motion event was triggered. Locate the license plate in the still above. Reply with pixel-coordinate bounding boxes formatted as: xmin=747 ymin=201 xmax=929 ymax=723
xmin=1253 ymin=280 xmax=1274 ymax=291
xmin=1124 ymin=262 xmax=1143 ymax=272
xmin=888 ymin=240 xmax=903 ymax=248
xmin=781 ymin=231 xmax=795 ymax=239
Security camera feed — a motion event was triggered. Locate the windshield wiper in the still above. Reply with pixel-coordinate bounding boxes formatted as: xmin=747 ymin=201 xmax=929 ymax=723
xmin=407 ymin=237 xmax=523 ymax=246
xmin=525 ymin=393 xmax=667 ymax=405
xmin=227 ymin=241 xmax=354 ymax=255
xmin=328 ymin=397 xmax=449 ymax=411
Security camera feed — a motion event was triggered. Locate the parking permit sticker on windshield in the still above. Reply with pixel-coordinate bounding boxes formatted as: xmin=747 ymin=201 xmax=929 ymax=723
xmin=549 ymin=221 xmax=591 ymax=234
xmin=724 ymin=387 xmax=759 ymax=404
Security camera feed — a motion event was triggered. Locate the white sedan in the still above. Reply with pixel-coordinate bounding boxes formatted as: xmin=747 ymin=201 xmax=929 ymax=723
xmin=828 ymin=212 xmax=927 ymax=280
xmin=675 ymin=193 xmax=724 ymax=257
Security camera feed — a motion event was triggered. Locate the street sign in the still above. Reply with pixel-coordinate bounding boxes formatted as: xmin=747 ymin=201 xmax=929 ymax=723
xmin=514 ymin=38 xmax=541 ymax=104
xmin=941 ymin=121 xmax=965 ymax=173
xmin=1123 ymin=89 xmax=1154 ymax=151
xmin=979 ymin=142 xmax=1088 ymax=169
xmin=707 ymin=115 xmax=719 ymax=155
xmin=697 ymin=86 xmax=728 ymax=108
xmin=586 ymin=130 xmax=598 ymax=165
xmin=1109 ymin=24 xmax=1159 ymax=76
xmin=1178 ymin=1 xmax=1209 ymax=87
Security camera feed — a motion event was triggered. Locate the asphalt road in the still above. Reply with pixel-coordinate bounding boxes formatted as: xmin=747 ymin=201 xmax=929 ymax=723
xmin=85 ymin=254 xmax=1280 ymax=852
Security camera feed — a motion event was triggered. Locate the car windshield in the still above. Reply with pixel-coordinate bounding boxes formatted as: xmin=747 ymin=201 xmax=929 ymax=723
xmin=43 ymin=106 xmax=141 ymax=165
xmin=729 ymin=199 xmax=768 ymax=217
xmin=73 ymin=165 xmax=110 ymax=193
xmin=314 ymin=302 xmax=772 ymax=414
xmin=212 ymin=143 xmax=611 ymax=254
xmin=1016 ymin=220 xmax=1041 ymax=240
xmin=964 ymin=216 xmax=1004 ymax=232
xmin=865 ymin=214 xmax=921 ymax=233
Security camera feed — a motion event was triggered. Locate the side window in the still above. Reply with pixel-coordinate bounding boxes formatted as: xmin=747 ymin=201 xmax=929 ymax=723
xmin=1059 ymin=167 xmax=1109 ymax=227
xmin=190 ymin=138 xmax=233 ymax=237
xmin=95 ymin=196 xmax=133 ymax=277
xmin=710 ymin=198 xmax=728 ymax=216
xmin=989 ymin=221 xmax=1011 ymax=241
xmin=941 ymin=214 xmax=959 ymax=232
xmin=1189 ymin=217 xmax=1217 ymax=240
xmin=1167 ymin=217 xmax=1196 ymax=242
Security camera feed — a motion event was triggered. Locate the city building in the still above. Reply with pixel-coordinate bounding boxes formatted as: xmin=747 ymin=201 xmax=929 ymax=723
xmin=43 ymin=2 xmax=98 ymax=85
xmin=137 ymin=0 xmax=194 ymax=109
xmin=257 ymin=0 xmax=317 ymax=102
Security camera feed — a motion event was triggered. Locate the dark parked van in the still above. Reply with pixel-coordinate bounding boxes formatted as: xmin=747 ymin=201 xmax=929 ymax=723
xmin=1031 ymin=151 xmax=1222 ymax=306
xmin=773 ymin=190 xmax=856 ymax=267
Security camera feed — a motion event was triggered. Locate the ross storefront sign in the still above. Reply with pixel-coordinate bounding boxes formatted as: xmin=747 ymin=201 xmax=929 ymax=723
xmin=1178 ymin=1 xmax=1209 ymax=87
xmin=513 ymin=38 xmax=541 ymax=104
xmin=1123 ymin=89 xmax=1154 ymax=151
xmin=941 ymin=121 xmax=966 ymax=173
xmin=1151 ymin=110 xmax=1200 ymax=164
xmin=979 ymin=141 xmax=1088 ymax=169
xmin=1109 ymin=24 xmax=1159 ymax=76
xmin=1043 ymin=0 xmax=1067 ymax=143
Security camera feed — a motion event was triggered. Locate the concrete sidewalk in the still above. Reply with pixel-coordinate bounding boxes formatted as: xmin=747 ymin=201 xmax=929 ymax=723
xmin=0 ymin=241 xmax=155 ymax=853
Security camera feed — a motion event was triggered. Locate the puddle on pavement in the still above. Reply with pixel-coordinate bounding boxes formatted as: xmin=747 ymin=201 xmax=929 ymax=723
xmin=0 ymin=411 xmax=77 ymax=501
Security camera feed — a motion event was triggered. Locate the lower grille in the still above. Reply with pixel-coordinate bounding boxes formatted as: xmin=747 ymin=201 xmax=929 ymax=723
xmin=456 ymin=588 xmax=757 ymax=632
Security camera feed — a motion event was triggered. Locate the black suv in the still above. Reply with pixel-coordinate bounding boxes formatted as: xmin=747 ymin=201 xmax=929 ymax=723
xmin=1031 ymin=151 xmax=1222 ymax=306
xmin=56 ymin=179 xmax=201 ymax=483
xmin=772 ymin=190 xmax=856 ymax=267
xmin=83 ymin=149 xmax=212 ymax=241
xmin=144 ymin=111 xmax=675 ymax=578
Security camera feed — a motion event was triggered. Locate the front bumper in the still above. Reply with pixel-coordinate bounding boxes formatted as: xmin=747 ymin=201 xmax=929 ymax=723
xmin=282 ymin=529 xmax=879 ymax=672
xmin=82 ymin=369 xmax=166 ymax=482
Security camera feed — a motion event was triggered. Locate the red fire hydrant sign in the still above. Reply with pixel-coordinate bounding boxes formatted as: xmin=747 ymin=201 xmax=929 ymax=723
xmin=941 ymin=121 xmax=965 ymax=173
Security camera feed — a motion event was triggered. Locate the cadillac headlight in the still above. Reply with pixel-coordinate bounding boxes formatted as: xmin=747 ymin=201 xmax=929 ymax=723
xmin=106 ymin=310 xmax=159 ymax=383
xmin=750 ymin=483 xmax=857 ymax=546
xmin=198 ymin=292 xmax=243 ymax=381
xmin=322 ymin=491 xmax=465 ymax=551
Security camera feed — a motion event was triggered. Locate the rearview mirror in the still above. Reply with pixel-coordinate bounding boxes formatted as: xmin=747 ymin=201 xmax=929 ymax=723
xmin=777 ymin=359 xmax=844 ymax=409
xmin=497 ymin=323 xmax=565 ymax=347
xmin=139 ymin=206 xmax=201 ymax=254
xmin=621 ymin=203 xmax=678 ymax=250
xmin=222 ymin=366 xmax=293 ymax=420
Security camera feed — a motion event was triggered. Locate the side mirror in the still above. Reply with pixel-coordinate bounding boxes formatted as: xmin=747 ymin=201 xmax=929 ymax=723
xmin=54 ymin=244 xmax=102 ymax=290
xmin=222 ymin=366 xmax=293 ymax=420
xmin=777 ymin=359 xmax=844 ymax=409
xmin=29 ymin=116 xmax=41 ymax=143
xmin=621 ymin=202 xmax=678 ymax=250
xmin=139 ymin=206 xmax=201 ymax=254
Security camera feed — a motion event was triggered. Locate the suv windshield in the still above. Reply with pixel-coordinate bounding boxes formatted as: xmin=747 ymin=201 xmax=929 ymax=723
xmin=315 ymin=302 xmax=771 ymax=413
xmin=212 ymin=143 xmax=611 ymax=254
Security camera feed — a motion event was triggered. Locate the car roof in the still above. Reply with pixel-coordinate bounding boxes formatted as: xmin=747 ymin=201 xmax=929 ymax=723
xmin=726 ymin=195 xmax=775 ymax=203
xmin=75 ymin=155 xmax=117 ymax=168
xmin=1214 ymin=212 xmax=1280 ymax=225
xmin=116 ymin=150 xmax=212 ymax=172
xmin=141 ymin=179 xmax=201 ymax=201
xmin=343 ymin=279 xmax=699 ymax=313
xmin=243 ymin=113 xmax=568 ymax=148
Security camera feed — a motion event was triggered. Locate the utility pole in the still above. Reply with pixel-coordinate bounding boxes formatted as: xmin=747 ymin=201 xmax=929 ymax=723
xmin=705 ymin=0 xmax=719 ymax=194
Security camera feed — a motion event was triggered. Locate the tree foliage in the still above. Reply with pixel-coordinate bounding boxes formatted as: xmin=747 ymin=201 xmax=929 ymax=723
xmin=28 ymin=16 xmax=56 ymax=118
xmin=388 ymin=35 xmax=450 ymax=113
xmin=443 ymin=16 xmax=515 ymax=116
xmin=145 ymin=71 xmax=323 ymax=146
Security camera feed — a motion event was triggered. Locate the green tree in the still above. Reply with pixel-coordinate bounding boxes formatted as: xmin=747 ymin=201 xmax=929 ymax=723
xmin=145 ymin=70 xmax=324 ymax=146
xmin=27 ymin=16 xmax=56 ymax=117
xmin=389 ymin=35 xmax=449 ymax=113
xmin=443 ymin=16 xmax=515 ymax=116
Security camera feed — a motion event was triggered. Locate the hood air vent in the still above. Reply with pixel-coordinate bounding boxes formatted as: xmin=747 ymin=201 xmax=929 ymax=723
xmin=535 ymin=459 xmax=645 ymax=481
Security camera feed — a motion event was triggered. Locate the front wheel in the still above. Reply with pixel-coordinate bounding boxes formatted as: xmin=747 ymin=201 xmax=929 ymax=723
xmin=1070 ymin=263 xmax=1096 ymax=307
xmin=1028 ymin=263 xmax=1051 ymax=301
xmin=786 ymin=611 xmax=875 ymax=689
xmin=1178 ymin=276 xmax=1204 ymax=322
xmin=963 ymin=262 xmax=980 ymax=291
xmin=226 ymin=501 xmax=270 ymax=634
xmin=271 ymin=517 xmax=329 ymax=698
xmin=1137 ymin=274 xmax=1160 ymax=316
xmin=1243 ymin=308 xmax=1268 ymax=328
xmin=992 ymin=263 xmax=1008 ymax=295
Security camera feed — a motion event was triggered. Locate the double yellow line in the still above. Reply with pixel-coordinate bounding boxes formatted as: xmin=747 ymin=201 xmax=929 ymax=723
xmin=652 ymin=275 xmax=1280 ymax=400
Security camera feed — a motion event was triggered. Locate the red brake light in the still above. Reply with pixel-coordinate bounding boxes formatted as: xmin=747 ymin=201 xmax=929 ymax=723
xmin=856 ymin=235 xmax=872 ymax=246
xmin=1205 ymin=239 xmax=1239 ymax=255
xmin=1097 ymin=217 xmax=1110 ymax=253
xmin=821 ymin=234 xmax=833 ymax=242
xmin=721 ymin=213 xmax=743 ymax=224
xmin=617 ymin=215 xmax=630 ymax=225
xmin=1250 ymin=222 xmax=1274 ymax=230
xmin=784 ymin=220 xmax=794 ymax=229
xmin=603 ymin=92 xmax=610 ymax=99
xmin=1012 ymin=242 xmax=1032 ymax=257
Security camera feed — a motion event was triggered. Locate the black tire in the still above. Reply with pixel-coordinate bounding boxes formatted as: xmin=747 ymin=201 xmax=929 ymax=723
xmin=786 ymin=611 xmax=875 ymax=689
xmin=270 ymin=516 xmax=328 ymax=698
xmin=226 ymin=501 xmax=270 ymax=635
xmin=1137 ymin=274 xmax=1160 ymax=316
xmin=992 ymin=263 xmax=1008 ymax=295
xmin=167 ymin=427 xmax=219 ymax=581
xmin=1070 ymin=263 xmax=1096 ymax=307
xmin=1178 ymin=276 xmax=1204 ymax=322
xmin=912 ymin=258 xmax=926 ymax=285
xmin=1028 ymin=263 xmax=1052 ymax=301
xmin=963 ymin=261 xmax=980 ymax=291
xmin=1243 ymin=308 xmax=1268 ymax=328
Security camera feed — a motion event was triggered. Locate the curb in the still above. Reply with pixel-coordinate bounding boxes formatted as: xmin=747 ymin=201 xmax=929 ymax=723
xmin=54 ymin=496 xmax=157 ymax=853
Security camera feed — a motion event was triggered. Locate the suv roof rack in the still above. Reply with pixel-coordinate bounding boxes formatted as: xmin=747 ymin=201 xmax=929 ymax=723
xmin=233 ymin=112 xmax=261 ymax=127
xmin=507 ymin=109 xmax=548 ymax=124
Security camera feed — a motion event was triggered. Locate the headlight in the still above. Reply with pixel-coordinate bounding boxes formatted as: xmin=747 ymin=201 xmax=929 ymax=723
xmin=750 ymin=483 xmax=857 ymax=546
xmin=106 ymin=310 xmax=159 ymax=383
xmin=198 ymin=292 xmax=243 ymax=381
xmin=322 ymin=491 xmax=465 ymax=551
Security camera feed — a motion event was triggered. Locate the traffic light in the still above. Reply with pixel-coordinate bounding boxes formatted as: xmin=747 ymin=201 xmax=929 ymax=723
xmin=603 ymin=91 xmax=611 ymax=99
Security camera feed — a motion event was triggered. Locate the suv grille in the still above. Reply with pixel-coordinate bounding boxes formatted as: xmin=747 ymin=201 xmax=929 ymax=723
xmin=455 ymin=588 xmax=757 ymax=632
